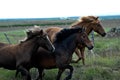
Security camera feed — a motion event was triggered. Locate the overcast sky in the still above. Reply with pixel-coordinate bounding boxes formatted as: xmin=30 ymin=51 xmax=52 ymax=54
xmin=0 ymin=0 xmax=120 ymax=18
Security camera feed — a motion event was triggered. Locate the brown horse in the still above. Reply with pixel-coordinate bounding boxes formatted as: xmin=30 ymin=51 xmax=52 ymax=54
xmin=31 ymin=27 xmax=93 ymax=80
xmin=0 ymin=26 xmax=55 ymax=80
xmin=45 ymin=16 xmax=106 ymax=65
xmin=0 ymin=42 xmax=9 ymax=48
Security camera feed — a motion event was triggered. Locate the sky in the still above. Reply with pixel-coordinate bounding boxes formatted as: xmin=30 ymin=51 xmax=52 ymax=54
xmin=0 ymin=0 xmax=120 ymax=18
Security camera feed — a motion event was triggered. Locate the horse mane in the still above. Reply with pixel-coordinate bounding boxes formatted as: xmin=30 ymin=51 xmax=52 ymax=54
xmin=54 ymin=27 xmax=83 ymax=43
xmin=70 ymin=16 xmax=99 ymax=27
xmin=20 ymin=25 xmax=43 ymax=43
xmin=28 ymin=25 xmax=42 ymax=33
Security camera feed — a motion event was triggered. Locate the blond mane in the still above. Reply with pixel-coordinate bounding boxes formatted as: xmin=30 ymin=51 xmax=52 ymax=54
xmin=70 ymin=16 xmax=99 ymax=27
xmin=28 ymin=25 xmax=41 ymax=33
xmin=20 ymin=25 xmax=42 ymax=43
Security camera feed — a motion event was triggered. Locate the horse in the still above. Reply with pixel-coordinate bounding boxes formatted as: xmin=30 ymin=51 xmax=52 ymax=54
xmin=0 ymin=42 xmax=9 ymax=48
xmin=45 ymin=16 xmax=106 ymax=65
xmin=31 ymin=27 xmax=93 ymax=80
xmin=0 ymin=26 xmax=55 ymax=80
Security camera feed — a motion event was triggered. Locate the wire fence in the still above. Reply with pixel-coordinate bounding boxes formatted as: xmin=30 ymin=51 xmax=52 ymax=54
xmin=0 ymin=28 xmax=27 ymax=44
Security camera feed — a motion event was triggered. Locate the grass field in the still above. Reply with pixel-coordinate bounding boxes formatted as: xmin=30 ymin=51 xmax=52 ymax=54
xmin=0 ymin=19 xmax=120 ymax=80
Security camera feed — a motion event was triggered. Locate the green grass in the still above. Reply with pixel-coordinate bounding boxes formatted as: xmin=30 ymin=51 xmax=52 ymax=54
xmin=0 ymin=30 xmax=26 ymax=44
xmin=94 ymin=37 xmax=120 ymax=56
xmin=0 ymin=69 xmax=19 ymax=80
xmin=71 ymin=36 xmax=120 ymax=80
xmin=0 ymin=28 xmax=120 ymax=80
xmin=0 ymin=19 xmax=75 ymax=27
xmin=71 ymin=55 xmax=120 ymax=80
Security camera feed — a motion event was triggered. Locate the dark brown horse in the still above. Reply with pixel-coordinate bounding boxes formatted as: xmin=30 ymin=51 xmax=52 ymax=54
xmin=0 ymin=26 xmax=55 ymax=80
xmin=0 ymin=42 xmax=9 ymax=48
xmin=45 ymin=16 xmax=106 ymax=65
xmin=31 ymin=27 xmax=93 ymax=80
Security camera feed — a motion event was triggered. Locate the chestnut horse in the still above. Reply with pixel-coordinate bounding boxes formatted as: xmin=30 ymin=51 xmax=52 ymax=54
xmin=45 ymin=16 xmax=106 ymax=65
xmin=31 ymin=27 xmax=93 ymax=80
xmin=0 ymin=26 xmax=55 ymax=80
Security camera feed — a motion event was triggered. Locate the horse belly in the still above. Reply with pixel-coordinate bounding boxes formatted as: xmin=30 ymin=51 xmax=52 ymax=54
xmin=2 ymin=65 xmax=16 ymax=70
xmin=40 ymin=58 xmax=56 ymax=69
xmin=0 ymin=55 xmax=16 ymax=70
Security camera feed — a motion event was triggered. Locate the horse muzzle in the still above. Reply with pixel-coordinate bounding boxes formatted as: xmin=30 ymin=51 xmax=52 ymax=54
xmin=101 ymin=32 xmax=106 ymax=37
xmin=87 ymin=45 xmax=94 ymax=50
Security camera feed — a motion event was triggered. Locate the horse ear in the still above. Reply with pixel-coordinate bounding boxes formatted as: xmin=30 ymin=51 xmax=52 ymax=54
xmin=39 ymin=29 xmax=44 ymax=35
xmin=26 ymin=30 xmax=33 ymax=38
xmin=26 ymin=30 xmax=32 ymax=36
xmin=96 ymin=16 xmax=99 ymax=20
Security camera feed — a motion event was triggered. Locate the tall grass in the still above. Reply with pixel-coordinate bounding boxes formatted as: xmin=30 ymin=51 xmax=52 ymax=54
xmin=94 ymin=37 xmax=120 ymax=56
xmin=0 ymin=30 xmax=26 ymax=44
xmin=0 ymin=28 xmax=120 ymax=80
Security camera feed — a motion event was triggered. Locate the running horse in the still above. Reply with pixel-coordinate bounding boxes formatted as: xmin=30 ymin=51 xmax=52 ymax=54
xmin=45 ymin=16 xmax=106 ymax=65
xmin=31 ymin=27 xmax=93 ymax=80
xmin=0 ymin=26 xmax=55 ymax=80
xmin=0 ymin=42 xmax=9 ymax=48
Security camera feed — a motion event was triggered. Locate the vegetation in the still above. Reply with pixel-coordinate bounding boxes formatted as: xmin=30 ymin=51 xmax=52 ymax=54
xmin=0 ymin=19 xmax=75 ymax=27
xmin=0 ymin=28 xmax=119 ymax=80
xmin=72 ymin=37 xmax=120 ymax=80
xmin=0 ymin=30 xmax=26 ymax=44
xmin=0 ymin=19 xmax=120 ymax=80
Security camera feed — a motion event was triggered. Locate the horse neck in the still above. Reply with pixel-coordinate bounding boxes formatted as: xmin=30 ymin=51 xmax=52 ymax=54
xmin=71 ymin=22 xmax=93 ymax=35
xmin=54 ymin=34 xmax=77 ymax=55
xmin=19 ymin=38 xmax=39 ymax=55
xmin=0 ymin=43 xmax=8 ymax=47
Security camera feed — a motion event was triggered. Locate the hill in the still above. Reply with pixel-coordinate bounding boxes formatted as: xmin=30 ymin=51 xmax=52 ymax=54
xmin=0 ymin=15 xmax=120 ymax=27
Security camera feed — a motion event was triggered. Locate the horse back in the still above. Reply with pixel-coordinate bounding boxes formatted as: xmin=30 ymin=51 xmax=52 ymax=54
xmin=45 ymin=27 xmax=63 ymax=42
xmin=0 ymin=42 xmax=9 ymax=49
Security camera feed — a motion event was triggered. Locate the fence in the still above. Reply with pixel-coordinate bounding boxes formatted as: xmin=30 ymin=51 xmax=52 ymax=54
xmin=0 ymin=28 xmax=27 ymax=44
xmin=0 ymin=26 xmax=49 ymax=44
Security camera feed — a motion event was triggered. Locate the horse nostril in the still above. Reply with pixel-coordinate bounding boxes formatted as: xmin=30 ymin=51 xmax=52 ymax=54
xmin=102 ymin=33 xmax=106 ymax=37
xmin=88 ymin=46 xmax=93 ymax=50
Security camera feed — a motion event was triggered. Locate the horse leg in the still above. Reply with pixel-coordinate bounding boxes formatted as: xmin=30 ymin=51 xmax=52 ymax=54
xmin=15 ymin=68 xmax=30 ymax=78
xmin=35 ymin=68 xmax=44 ymax=80
xmin=56 ymin=68 xmax=65 ymax=80
xmin=71 ymin=48 xmax=81 ymax=63
xmin=64 ymin=65 xmax=73 ymax=80
xmin=15 ymin=69 xmax=19 ymax=78
xmin=17 ymin=66 xmax=31 ymax=80
xmin=56 ymin=65 xmax=73 ymax=80
xmin=80 ymin=47 xmax=85 ymax=65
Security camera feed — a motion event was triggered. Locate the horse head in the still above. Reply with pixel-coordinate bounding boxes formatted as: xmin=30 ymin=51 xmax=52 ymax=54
xmin=82 ymin=16 xmax=106 ymax=36
xmin=71 ymin=16 xmax=106 ymax=37
xmin=54 ymin=27 xmax=93 ymax=50
xmin=24 ymin=26 xmax=55 ymax=52
xmin=76 ymin=28 xmax=93 ymax=50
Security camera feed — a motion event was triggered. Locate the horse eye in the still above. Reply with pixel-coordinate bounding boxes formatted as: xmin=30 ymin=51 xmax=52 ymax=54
xmin=82 ymin=35 xmax=86 ymax=38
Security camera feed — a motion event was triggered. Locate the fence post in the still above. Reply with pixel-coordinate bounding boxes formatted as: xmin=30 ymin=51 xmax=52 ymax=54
xmin=4 ymin=33 xmax=11 ymax=44
xmin=91 ymin=31 xmax=94 ymax=46
xmin=87 ymin=31 xmax=95 ymax=59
